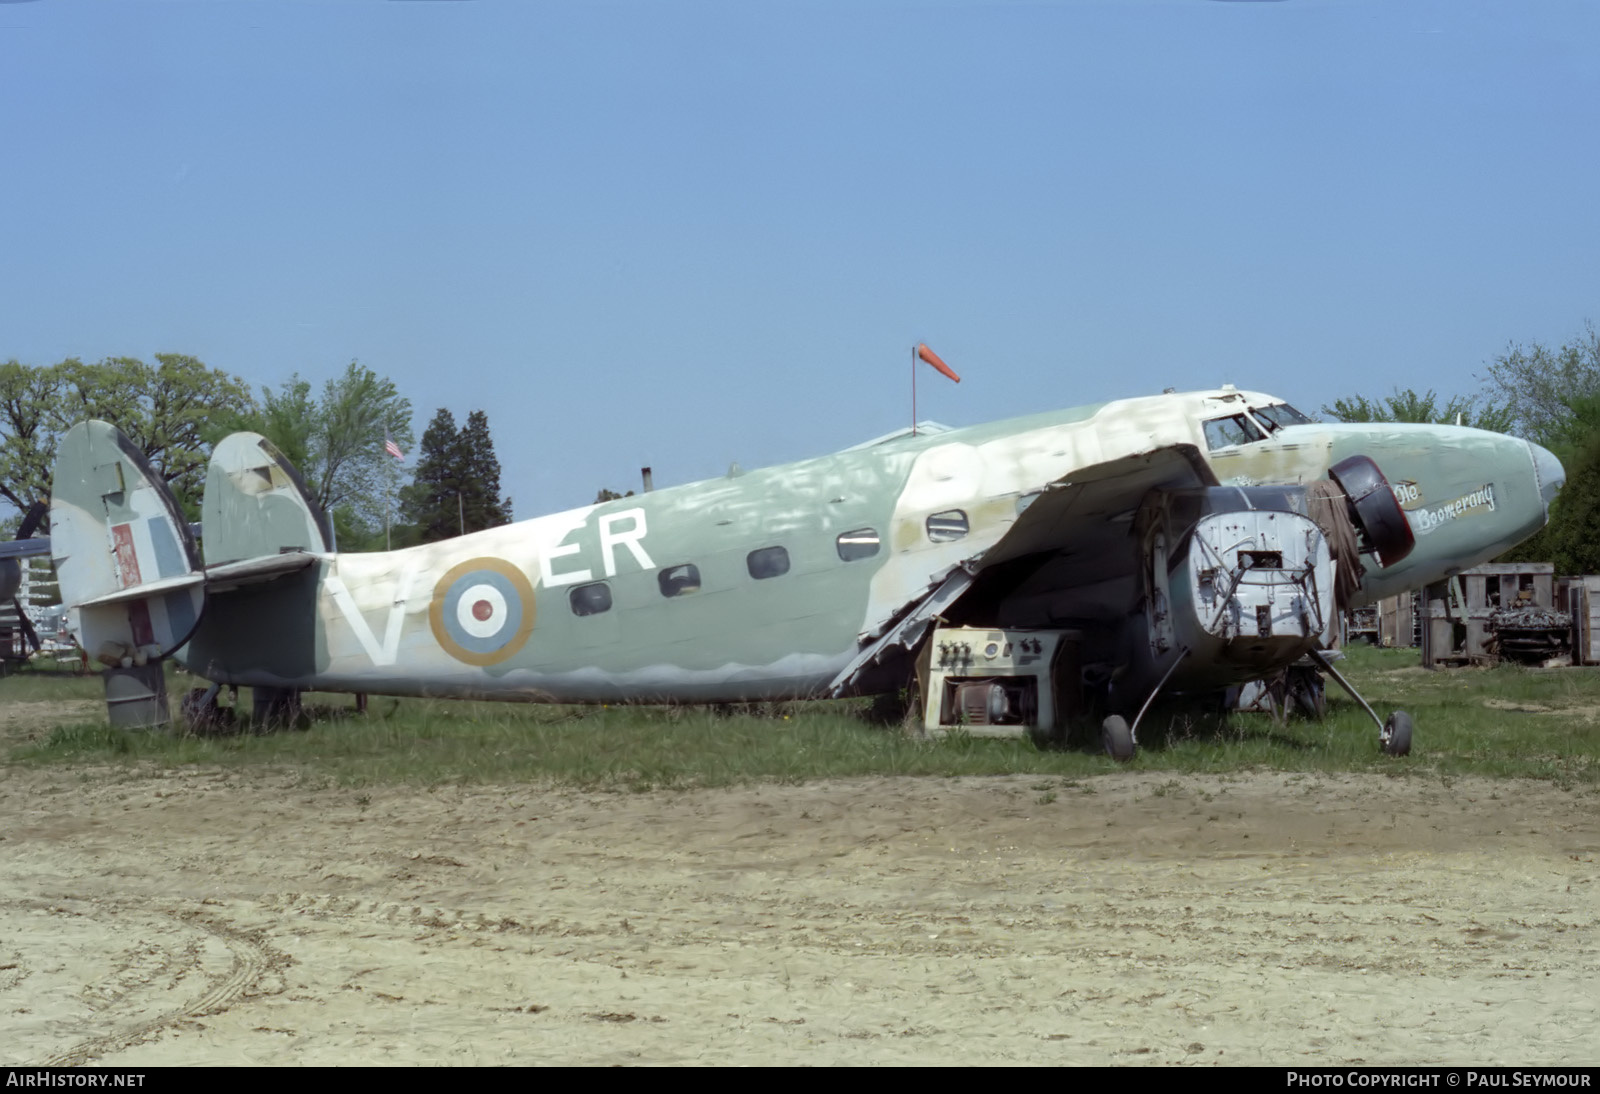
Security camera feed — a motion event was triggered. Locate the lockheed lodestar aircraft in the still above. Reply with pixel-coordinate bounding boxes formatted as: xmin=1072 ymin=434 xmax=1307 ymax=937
xmin=44 ymin=384 xmax=1564 ymax=759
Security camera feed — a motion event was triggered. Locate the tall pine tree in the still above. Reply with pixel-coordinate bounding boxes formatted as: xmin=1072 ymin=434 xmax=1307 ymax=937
xmin=398 ymin=408 xmax=513 ymax=544
xmin=399 ymin=409 xmax=461 ymax=543
xmin=459 ymin=410 xmax=513 ymax=530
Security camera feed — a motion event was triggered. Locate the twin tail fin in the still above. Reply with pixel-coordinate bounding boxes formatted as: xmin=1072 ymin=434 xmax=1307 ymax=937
xmin=49 ymin=421 xmax=330 ymax=726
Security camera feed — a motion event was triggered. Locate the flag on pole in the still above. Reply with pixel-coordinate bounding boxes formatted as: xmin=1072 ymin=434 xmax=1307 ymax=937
xmin=916 ymin=343 xmax=961 ymax=383
xmin=385 ymin=433 xmax=405 ymax=462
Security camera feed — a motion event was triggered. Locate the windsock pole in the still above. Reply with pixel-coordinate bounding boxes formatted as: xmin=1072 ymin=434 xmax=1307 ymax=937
xmin=911 ymin=344 xmax=918 ymax=435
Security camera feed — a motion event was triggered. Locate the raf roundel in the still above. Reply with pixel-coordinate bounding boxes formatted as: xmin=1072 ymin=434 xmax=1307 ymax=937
xmin=428 ymin=558 xmax=537 ymax=666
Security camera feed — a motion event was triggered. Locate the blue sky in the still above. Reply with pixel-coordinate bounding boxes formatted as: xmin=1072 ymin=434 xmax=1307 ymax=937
xmin=3 ymin=0 xmax=1597 ymax=516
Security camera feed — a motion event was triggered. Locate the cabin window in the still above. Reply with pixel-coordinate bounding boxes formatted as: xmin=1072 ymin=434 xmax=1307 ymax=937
xmin=926 ymin=509 xmax=969 ymax=542
xmin=836 ymin=527 xmax=880 ymax=561
xmin=569 ymin=582 xmax=613 ymax=616
xmin=1203 ymin=414 xmax=1267 ymax=450
xmin=658 ymin=563 xmax=702 ymax=598
xmin=746 ymin=546 xmax=790 ymax=579
xmin=1251 ymin=403 xmax=1312 ymax=432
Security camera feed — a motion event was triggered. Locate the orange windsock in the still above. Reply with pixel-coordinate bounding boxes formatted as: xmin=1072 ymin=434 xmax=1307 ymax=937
xmin=916 ymin=343 xmax=961 ymax=383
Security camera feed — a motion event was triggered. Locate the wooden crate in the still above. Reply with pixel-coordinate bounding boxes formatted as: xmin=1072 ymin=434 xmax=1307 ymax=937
xmin=1421 ymin=563 xmax=1560 ymax=667
xmin=1568 ymin=576 xmax=1600 ymax=665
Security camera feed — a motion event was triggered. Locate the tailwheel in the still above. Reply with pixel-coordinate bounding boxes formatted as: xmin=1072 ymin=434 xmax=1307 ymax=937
xmin=1101 ymin=715 xmax=1135 ymax=762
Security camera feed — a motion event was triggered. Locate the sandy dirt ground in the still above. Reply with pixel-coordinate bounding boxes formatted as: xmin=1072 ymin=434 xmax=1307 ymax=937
xmin=1 ymin=711 xmax=1596 ymax=1065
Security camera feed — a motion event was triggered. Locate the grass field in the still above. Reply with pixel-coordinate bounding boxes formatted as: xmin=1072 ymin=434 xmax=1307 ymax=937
xmin=3 ymin=646 xmax=1597 ymax=789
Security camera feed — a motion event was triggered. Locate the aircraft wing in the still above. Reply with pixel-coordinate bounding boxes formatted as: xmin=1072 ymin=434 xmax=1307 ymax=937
xmin=984 ymin=443 xmax=1215 ymax=568
xmin=830 ymin=443 xmax=1215 ymax=695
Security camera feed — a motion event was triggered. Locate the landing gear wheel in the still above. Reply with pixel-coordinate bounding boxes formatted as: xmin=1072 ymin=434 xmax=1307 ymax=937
xmin=180 ymin=685 xmax=236 ymax=736
xmin=899 ymin=673 xmax=927 ymax=740
xmin=1263 ymin=687 xmax=1285 ymax=728
xmin=1381 ymin=711 xmax=1413 ymax=756
xmin=1288 ymin=666 xmax=1327 ymax=721
xmin=1101 ymin=715 xmax=1135 ymax=762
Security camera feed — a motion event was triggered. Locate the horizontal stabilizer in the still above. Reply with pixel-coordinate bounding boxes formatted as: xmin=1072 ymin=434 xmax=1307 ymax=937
xmin=0 ymin=536 xmax=51 ymax=561
xmin=73 ymin=571 xmax=206 ymax=610
xmin=205 ymin=550 xmax=318 ymax=592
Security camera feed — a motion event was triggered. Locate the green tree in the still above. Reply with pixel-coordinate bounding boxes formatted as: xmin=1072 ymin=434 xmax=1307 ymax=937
xmin=1536 ymin=396 xmax=1600 ymax=575
xmin=398 ymin=408 xmax=463 ymax=544
xmin=397 ymin=408 xmax=513 ymax=545
xmin=594 ymin=487 xmax=635 ymax=503
xmin=458 ymin=410 xmax=513 ymax=530
xmin=1 ymin=355 xmax=256 ymax=520
xmin=1499 ymin=390 xmax=1600 ymax=569
xmin=138 ymin=354 xmax=257 ymax=511
xmin=0 ymin=359 xmax=64 ymax=515
xmin=308 ymin=362 xmax=413 ymax=537
xmin=1321 ymin=387 xmax=1511 ymax=431
xmin=1480 ymin=322 xmax=1600 ymax=449
xmin=1474 ymin=324 xmax=1600 ymax=569
xmin=256 ymin=377 xmax=319 ymax=473
xmin=1540 ymin=393 xmax=1600 ymax=573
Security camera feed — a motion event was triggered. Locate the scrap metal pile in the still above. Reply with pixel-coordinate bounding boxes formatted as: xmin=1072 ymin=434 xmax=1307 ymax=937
xmin=1486 ymin=605 xmax=1573 ymax=664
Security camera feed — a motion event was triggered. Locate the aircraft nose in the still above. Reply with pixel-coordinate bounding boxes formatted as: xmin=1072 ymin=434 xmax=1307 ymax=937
xmin=1528 ymin=440 xmax=1566 ymax=513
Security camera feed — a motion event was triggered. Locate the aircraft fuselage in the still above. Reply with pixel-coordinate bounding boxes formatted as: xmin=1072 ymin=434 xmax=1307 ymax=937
xmin=170 ymin=388 xmax=1561 ymax=706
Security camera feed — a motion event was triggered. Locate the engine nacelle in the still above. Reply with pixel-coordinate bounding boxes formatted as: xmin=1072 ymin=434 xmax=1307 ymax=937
xmin=1329 ymin=454 xmax=1416 ymax=567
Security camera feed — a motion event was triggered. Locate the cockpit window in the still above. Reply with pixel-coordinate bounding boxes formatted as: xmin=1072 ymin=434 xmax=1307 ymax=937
xmin=1251 ymin=403 xmax=1312 ymax=432
xmin=1203 ymin=414 xmax=1267 ymax=450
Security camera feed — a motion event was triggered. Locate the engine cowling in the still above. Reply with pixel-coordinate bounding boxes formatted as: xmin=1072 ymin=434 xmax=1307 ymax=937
xmin=1328 ymin=455 xmax=1415 ymax=568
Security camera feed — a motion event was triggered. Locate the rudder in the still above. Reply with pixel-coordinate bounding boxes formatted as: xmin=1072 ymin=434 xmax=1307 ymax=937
xmin=202 ymin=432 xmax=333 ymax=565
xmin=50 ymin=421 xmax=206 ymax=726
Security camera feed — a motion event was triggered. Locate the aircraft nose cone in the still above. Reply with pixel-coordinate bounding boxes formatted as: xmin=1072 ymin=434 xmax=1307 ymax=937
xmin=1528 ymin=441 xmax=1566 ymax=513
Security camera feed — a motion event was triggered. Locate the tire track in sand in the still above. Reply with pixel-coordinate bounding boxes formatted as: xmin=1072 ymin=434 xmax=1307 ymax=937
xmin=43 ymin=906 xmax=282 ymax=1067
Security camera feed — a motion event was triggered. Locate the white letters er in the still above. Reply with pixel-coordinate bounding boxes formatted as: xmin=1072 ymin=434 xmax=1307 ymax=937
xmin=541 ymin=507 xmax=654 ymax=587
